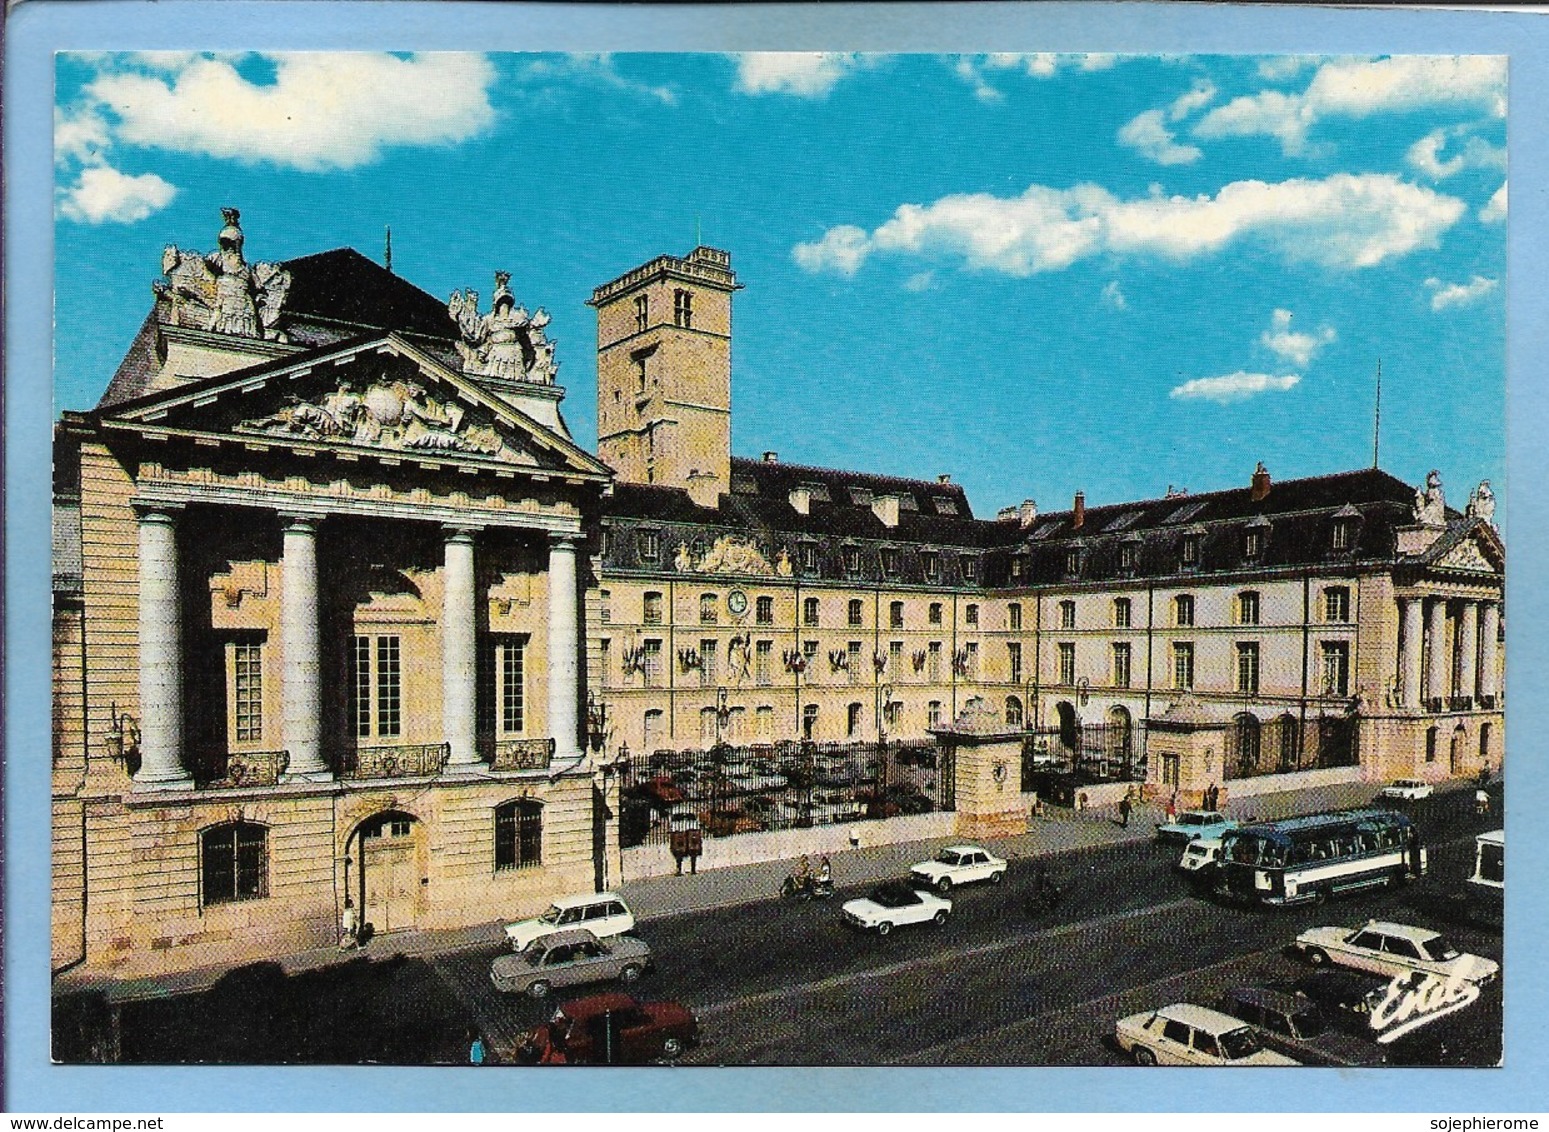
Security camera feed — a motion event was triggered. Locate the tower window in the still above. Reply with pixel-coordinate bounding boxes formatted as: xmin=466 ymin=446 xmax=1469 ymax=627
xmin=634 ymin=295 xmax=648 ymax=333
xmin=674 ymin=289 xmax=693 ymax=329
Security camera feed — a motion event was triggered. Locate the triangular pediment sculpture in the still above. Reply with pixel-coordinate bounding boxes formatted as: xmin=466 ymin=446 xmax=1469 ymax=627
xmin=102 ymin=334 xmax=612 ymax=481
xmin=1436 ymin=531 xmax=1502 ymax=575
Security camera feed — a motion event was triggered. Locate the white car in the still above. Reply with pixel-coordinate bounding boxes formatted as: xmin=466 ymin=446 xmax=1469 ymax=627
xmin=505 ymin=892 xmax=636 ymax=952
xmin=1292 ymin=920 xmax=1499 ymax=985
xmin=842 ymin=881 xmax=952 ymax=935
xmin=1177 ymin=837 xmax=1223 ymax=877
xmin=910 ymin=845 xmax=1008 ymax=892
xmin=1378 ymin=779 xmax=1434 ymax=802
xmin=1115 ymin=1003 xmax=1300 ymax=1066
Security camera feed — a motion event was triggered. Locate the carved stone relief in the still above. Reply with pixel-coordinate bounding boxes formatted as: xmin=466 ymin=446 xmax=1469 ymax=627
xmin=449 ymin=272 xmax=558 ymax=385
xmin=1438 ymin=539 xmax=1494 ymax=573
xmin=673 ymin=535 xmax=777 ymax=576
xmin=1411 ymin=469 xmax=1447 ymax=526
xmin=157 ymin=208 xmax=292 ymax=341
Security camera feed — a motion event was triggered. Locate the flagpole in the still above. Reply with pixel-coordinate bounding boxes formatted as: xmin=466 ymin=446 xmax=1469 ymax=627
xmin=1372 ymin=359 xmax=1382 ymax=469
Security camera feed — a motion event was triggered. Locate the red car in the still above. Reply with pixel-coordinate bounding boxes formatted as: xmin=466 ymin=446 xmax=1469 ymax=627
xmin=518 ymin=993 xmax=700 ymax=1065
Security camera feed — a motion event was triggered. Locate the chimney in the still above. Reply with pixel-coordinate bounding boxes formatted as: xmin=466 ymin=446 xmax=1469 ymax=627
xmin=937 ymin=474 xmax=952 ymax=484
xmin=1019 ymin=499 xmax=1038 ymax=528
xmin=788 ymin=485 xmax=811 ymax=515
xmin=763 ymin=451 xmax=779 ymax=463
xmin=1073 ymin=491 xmax=1086 ymax=531
xmin=872 ymin=494 xmax=900 ymax=528
xmin=1250 ymin=461 xmax=1271 ymax=502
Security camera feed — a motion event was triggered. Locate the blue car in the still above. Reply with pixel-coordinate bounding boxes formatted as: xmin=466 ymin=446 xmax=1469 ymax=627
xmin=1156 ymin=809 xmax=1237 ymax=846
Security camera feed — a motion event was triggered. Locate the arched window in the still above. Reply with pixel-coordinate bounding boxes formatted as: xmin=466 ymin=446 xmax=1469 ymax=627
xmin=1479 ymin=722 xmax=1493 ymax=764
xmin=1233 ymin=712 xmax=1262 ymax=778
xmin=495 ymin=799 xmax=543 ymax=871
xmin=1276 ymin=713 xmax=1301 ymax=772
xmin=847 ymin=702 xmax=864 ymax=737
xmin=1005 ymin=696 xmax=1024 ymax=728
xmin=1107 ymin=705 xmax=1133 ymax=773
xmin=201 ymin=821 xmax=268 ymax=906
xmin=701 ymin=707 xmax=719 ymax=746
xmin=644 ymin=708 xmax=665 ymax=750
xmin=1450 ymin=724 xmax=1466 ymax=774
xmin=802 ymin=703 xmax=820 ymax=740
xmin=1425 ymin=725 xmax=1438 ymax=763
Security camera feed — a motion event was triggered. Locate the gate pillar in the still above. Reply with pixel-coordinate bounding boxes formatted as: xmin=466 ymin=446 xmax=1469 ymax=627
xmin=930 ymin=700 xmax=1028 ymax=840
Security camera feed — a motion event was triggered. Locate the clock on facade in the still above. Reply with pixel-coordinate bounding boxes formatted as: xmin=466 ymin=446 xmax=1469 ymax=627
xmin=727 ymin=590 xmax=749 ymax=618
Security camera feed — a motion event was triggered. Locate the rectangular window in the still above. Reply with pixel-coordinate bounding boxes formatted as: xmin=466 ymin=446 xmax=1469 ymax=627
xmin=1325 ymin=587 xmax=1351 ymax=623
xmin=644 ymin=591 xmax=663 ymax=625
xmin=1332 ymin=520 xmax=1352 ymax=551
xmin=889 ymin=601 xmax=904 ymax=629
xmin=1113 ymin=643 xmax=1132 ymax=689
xmin=755 ymin=640 xmax=773 ymax=686
xmin=1173 ymin=642 xmax=1195 ymax=690
xmin=1182 ymin=536 xmax=1200 ymax=566
xmin=1239 ymin=591 xmax=1261 ymax=625
xmin=966 ymin=604 xmax=980 ymax=627
xmin=848 ymin=640 xmax=863 ymax=685
xmin=965 ymin=641 xmax=979 ymax=679
xmin=801 ymin=543 xmax=818 ymax=572
xmin=928 ymin=641 xmax=942 ymax=681
xmin=642 ymin=639 xmax=663 ymax=688
xmin=634 ymin=294 xmax=648 ymax=333
xmin=1321 ymin=641 xmax=1350 ymax=697
xmin=929 ymin=602 xmax=943 ymax=625
xmin=881 ymin=548 xmax=900 ymax=577
xmin=1175 ymin=594 xmax=1195 ymax=627
xmin=1009 ymin=603 xmax=1023 ymax=631
xmin=1058 ymin=642 xmax=1076 ymax=686
xmin=599 ymin=589 xmax=612 ymax=624
xmin=922 ymin=553 xmax=940 ymax=581
xmin=1120 ymin=542 xmax=1138 ymax=570
xmin=495 ymin=801 xmax=543 ymax=871
xmin=756 ymin=595 xmax=774 ymax=625
xmin=353 ymin=636 xmax=372 ymax=737
xmin=501 ymin=638 xmax=525 ymax=733
xmin=639 ymin=531 xmax=660 ymax=563
xmin=700 ymin=593 xmax=718 ymax=624
xmin=202 ymin=824 xmax=268 ymax=906
xmin=756 ymin=705 xmax=774 ymax=739
xmin=928 ymin=701 xmax=943 ymax=728
xmin=1114 ymin=597 xmax=1132 ymax=628
xmin=700 ymin=640 xmax=717 ymax=688
xmin=961 ymin=556 xmax=978 ymax=582
xmin=1066 ymin=549 xmax=1081 ymax=575
xmin=1245 ymin=529 xmax=1263 ymax=558
xmin=674 ymin=289 xmax=693 ymax=328
xmin=889 ymin=640 xmax=904 ymax=674
xmin=844 ymin=547 xmax=862 ymax=576
xmin=804 ymin=597 xmax=821 ymax=627
xmin=1237 ymin=642 xmax=1260 ymax=695
xmin=1059 ymin=600 xmax=1076 ymax=629
xmin=233 ymin=640 xmax=263 ymax=742
xmin=375 ymin=636 xmax=402 ymax=738
xmin=598 ymin=639 xmax=611 ymax=689
xmin=1008 ymin=642 xmax=1023 ymax=684
xmin=848 ymin=598 xmax=864 ymax=627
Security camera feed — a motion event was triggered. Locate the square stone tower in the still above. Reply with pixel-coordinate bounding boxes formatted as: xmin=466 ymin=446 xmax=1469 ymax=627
xmin=589 ymin=247 xmax=741 ymax=507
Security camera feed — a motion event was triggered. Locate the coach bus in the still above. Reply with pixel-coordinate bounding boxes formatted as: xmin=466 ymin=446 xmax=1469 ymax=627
xmin=1217 ymin=809 xmax=1426 ymax=907
xmin=1463 ymin=828 xmax=1503 ymax=929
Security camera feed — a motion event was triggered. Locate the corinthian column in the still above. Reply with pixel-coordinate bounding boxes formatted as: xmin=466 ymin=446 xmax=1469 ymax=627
xmin=547 ymin=533 xmax=581 ymax=761
xmin=1478 ymin=601 xmax=1501 ymax=704
xmin=443 ymin=527 xmax=480 ymax=766
xmin=1425 ymin=598 xmax=1449 ymax=707
xmin=1401 ymin=597 xmax=1425 ymax=709
xmin=281 ymin=514 xmax=329 ymax=780
xmin=134 ymin=506 xmax=192 ymax=790
xmin=1457 ymin=601 xmax=1480 ymax=705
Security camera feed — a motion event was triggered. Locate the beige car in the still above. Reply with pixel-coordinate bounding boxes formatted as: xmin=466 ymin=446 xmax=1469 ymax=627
xmin=1116 ymin=1003 xmax=1301 ymax=1066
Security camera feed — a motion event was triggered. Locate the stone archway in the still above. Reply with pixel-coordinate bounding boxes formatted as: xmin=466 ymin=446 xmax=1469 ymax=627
xmin=1450 ymin=723 xmax=1468 ymax=776
xmin=346 ymin=808 xmax=425 ymax=938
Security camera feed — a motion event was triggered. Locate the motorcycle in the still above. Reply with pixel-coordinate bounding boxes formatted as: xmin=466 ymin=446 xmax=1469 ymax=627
xmin=780 ymin=873 xmax=834 ymax=901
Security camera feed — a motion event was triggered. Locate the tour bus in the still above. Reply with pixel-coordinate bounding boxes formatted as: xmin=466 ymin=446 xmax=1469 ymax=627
xmin=1217 ymin=809 xmax=1426 ymax=907
xmin=1464 ymin=828 xmax=1504 ymax=929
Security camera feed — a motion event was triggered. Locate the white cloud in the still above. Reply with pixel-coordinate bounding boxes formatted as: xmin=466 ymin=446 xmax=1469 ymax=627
xmin=1102 ymin=280 xmax=1127 ymax=309
xmin=1425 ymin=275 xmax=1498 ymax=311
xmin=1117 ymin=109 xmax=1202 ymax=165
xmin=1168 ymin=80 xmax=1217 ymax=121
xmin=1256 ymin=56 xmax=1317 ymax=81
xmin=522 ymin=54 xmax=676 ymax=104
xmin=57 ymin=163 xmax=177 ymax=223
xmin=1481 ymin=181 xmax=1507 ymax=224
xmin=733 ymin=53 xmax=866 ymax=97
xmin=55 ymin=107 xmax=111 ymax=164
xmin=1406 ymin=127 xmax=1506 ymax=180
xmin=74 ymin=53 xmax=497 ymax=171
xmin=952 ymin=53 xmax=1124 ymax=99
xmin=904 ymin=271 xmax=936 ymax=292
xmin=794 ymin=173 xmax=1465 ymax=277
xmin=1170 ymin=371 xmax=1301 ymax=403
xmin=1260 ymin=308 xmax=1335 ymax=366
xmin=1196 ymin=55 xmax=1506 ymax=155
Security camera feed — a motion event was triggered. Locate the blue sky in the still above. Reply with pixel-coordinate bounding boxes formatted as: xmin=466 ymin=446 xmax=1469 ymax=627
xmin=54 ymin=51 xmax=1507 ymax=521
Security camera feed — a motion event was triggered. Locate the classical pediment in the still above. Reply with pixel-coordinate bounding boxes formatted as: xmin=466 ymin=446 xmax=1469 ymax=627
xmin=101 ymin=334 xmax=611 ymax=481
xmin=1436 ymin=536 xmax=1500 ymax=575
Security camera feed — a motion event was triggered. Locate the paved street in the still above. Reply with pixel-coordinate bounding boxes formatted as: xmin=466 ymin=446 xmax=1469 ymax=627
xmin=53 ymin=783 xmax=1502 ymax=1067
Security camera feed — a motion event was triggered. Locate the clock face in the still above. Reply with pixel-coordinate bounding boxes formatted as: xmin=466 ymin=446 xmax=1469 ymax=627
xmin=727 ymin=590 xmax=749 ymax=617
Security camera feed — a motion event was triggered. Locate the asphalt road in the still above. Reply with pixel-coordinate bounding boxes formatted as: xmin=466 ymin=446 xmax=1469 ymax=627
xmin=430 ymin=788 xmax=1503 ymax=1067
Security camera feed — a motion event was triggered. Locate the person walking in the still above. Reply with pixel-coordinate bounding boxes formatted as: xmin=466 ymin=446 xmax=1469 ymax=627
xmin=338 ymin=897 xmax=359 ymax=951
xmin=1165 ymin=791 xmax=1178 ymax=823
xmin=469 ymin=1030 xmax=487 ymax=1066
xmin=1118 ymin=792 xmax=1133 ymax=828
xmin=1476 ymin=787 xmax=1490 ymax=816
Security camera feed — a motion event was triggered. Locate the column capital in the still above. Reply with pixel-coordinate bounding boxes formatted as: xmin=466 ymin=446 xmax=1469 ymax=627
xmin=132 ymin=502 xmax=184 ymax=524
xmin=278 ymin=509 xmax=325 ymax=531
xmin=548 ymin=531 xmax=581 ymax=550
xmin=443 ymin=525 xmax=483 ymax=544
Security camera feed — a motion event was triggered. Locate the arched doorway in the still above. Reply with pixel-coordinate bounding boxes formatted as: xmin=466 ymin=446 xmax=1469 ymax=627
xmin=1106 ymin=705 xmax=1133 ymax=777
xmin=1450 ymin=724 xmax=1467 ymax=775
xmin=1232 ymin=713 xmax=1261 ymax=779
xmin=348 ymin=809 xmax=424 ymax=938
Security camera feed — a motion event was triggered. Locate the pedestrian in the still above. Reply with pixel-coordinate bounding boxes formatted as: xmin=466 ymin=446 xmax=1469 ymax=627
xmin=338 ymin=897 xmax=359 ymax=951
xmin=1119 ymin=793 xmax=1132 ymax=828
xmin=1165 ymin=791 xmax=1178 ymax=823
xmin=1477 ymin=765 xmax=1491 ymax=788
xmin=469 ymin=1030 xmax=486 ymax=1066
xmin=1076 ymin=791 xmax=1088 ymax=812
xmin=1476 ymin=787 xmax=1490 ymax=816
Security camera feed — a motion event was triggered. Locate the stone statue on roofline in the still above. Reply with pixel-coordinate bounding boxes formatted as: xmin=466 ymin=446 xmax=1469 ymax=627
xmin=1466 ymin=480 xmax=1497 ymax=527
xmin=1412 ymin=469 xmax=1447 ymax=527
xmin=449 ymin=272 xmax=558 ymax=385
xmin=157 ymin=208 xmax=291 ymax=341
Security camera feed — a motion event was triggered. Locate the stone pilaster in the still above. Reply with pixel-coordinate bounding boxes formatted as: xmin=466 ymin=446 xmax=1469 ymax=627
xmin=443 ymin=527 xmax=480 ymax=766
xmin=547 ymin=534 xmax=581 ymax=761
xmin=1424 ymin=598 xmax=1448 ymax=706
xmin=1401 ymin=597 xmax=1425 ymax=708
xmin=281 ymin=514 xmax=328 ymax=780
xmin=1457 ymin=600 xmax=1479 ymax=704
xmin=133 ymin=506 xmax=193 ymax=790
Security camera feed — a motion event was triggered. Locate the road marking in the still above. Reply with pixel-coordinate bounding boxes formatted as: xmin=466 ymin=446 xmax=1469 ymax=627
xmin=693 ymin=896 xmax=1196 ymax=1018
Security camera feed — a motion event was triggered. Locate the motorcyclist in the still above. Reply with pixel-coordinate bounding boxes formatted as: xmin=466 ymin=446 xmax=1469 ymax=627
xmin=788 ymin=854 xmax=813 ymax=896
xmin=816 ymin=856 xmax=833 ymax=893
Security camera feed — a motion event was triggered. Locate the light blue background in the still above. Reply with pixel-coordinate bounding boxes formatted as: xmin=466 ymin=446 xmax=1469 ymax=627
xmin=6 ymin=1 xmax=1547 ymax=1112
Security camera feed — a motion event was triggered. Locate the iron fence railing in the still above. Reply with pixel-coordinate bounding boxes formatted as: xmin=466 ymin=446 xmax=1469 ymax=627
xmin=1225 ymin=714 xmax=1359 ymax=780
xmin=1020 ymin=723 xmax=1147 ymax=795
xmin=619 ymin=739 xmax=947 ymax=848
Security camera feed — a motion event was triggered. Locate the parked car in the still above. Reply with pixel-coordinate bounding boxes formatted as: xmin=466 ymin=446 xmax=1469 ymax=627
xmin=842 ymin=880 xmax=952 ymax=935
xmin=505 ymin=892 xmax=636 ymax=952
xmin=634 ymin=776 xmax=685 ymax=809
xmin=910 ymin=845 xmax=1008 ymax=892
xmin=780 ymin=789 xmax=865 ymax=825
xmin=491 ymin=928 xmax=654 ymax=999
xmin=1378 ymin=779 xmax=1434 ymax=802
xmin=1289 ymin=970 xmax=1392 ymax=1031
xmin=1115 ymin=1003 xmax=1300 ymax=1066
xmin=1215 ymin=986 xmax=1385 ymax=1066
xmin=1156 ymin=810 xmax=1237 ymax=846
xmin=517 ymin=993 xmax=699 ymax=1064
xmin=1291 ymin=920 xmax=1499 ymax=985
xmin=727 ymin=768 xmax=788 ymax=793
xmin=1177 ymin=837 xmax=1223 ymax=881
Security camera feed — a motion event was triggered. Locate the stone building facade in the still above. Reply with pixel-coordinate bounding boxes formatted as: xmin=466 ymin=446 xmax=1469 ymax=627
xmin=52 ymin=219 xmax=1505 ymax=977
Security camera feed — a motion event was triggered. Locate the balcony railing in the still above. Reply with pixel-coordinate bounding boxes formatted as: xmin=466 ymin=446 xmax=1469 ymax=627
xmin=1448 ymin=695 xmax=1475 ymax=712
xmin=195 ymin=749 xmax=290 ymax=789
xmin=491 ymin=737 xmax=555 ymax=772
xmin=342 ymin=742 xmax=450 ymax=780
xmin=1479 ymin=694 xmax=1498 ymax=711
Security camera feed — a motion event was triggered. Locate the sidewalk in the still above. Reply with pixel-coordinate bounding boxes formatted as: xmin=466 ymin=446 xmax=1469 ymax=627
xmin=54 ymin=772 xmax=1488 ymax=1004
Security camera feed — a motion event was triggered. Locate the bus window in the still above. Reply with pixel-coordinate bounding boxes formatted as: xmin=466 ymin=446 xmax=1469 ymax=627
xmin=1479 ymin=842 xmax=1504 ymax=884
xmin=1261 ymin=843 xmax=1286 ymax=868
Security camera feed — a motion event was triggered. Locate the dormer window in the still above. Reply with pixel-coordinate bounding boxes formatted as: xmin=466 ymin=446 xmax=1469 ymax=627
xmin=1181 ymin=535 xmax=1201 ymax=567
xmin=844 ymin=546 xmax=862 ymax=576
xmin=638 ymin=530 xmax=660 ymax=563
xmin=1120 ymin=538 xmax=1139 ymax=571
xmin=1244 ymin=529 xmax=1262 ymax=559
xmin=922 ymin=552 xmax=940 ymax=581
xmin=881 ymin=548 xmax=900 ymax=577
xmin=1065 ymin=548 xmax=1082 ymax=576
xmin=1332 ymin=520 xmax=1353 ymax=551
xmin=800 ymin=542 xmax=818 ymax=572
xmin=961 ymin=555 xmax=978 ymax=582
xmin=1009 ymin=557 xmax=1025 ymax=580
